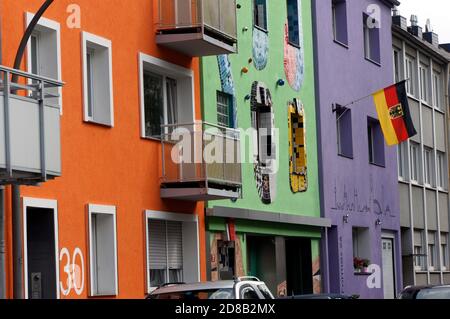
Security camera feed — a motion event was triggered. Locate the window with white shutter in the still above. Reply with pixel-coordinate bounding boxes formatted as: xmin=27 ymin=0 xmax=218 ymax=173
xmin=148 ymin=219 xmax=183 ymax=288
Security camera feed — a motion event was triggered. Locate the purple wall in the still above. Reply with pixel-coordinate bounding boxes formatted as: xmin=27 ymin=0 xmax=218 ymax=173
xmin=313 ymin=0 xmax=402 ymax=298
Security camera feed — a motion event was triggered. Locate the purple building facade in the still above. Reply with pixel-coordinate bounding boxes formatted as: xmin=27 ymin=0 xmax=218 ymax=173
xmin=313 ymin=0 xmax=403 ymax=298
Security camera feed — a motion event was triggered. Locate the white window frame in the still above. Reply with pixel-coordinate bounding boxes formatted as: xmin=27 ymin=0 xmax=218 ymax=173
xmin=22 ymin=197 xmax=60 ymax=299
xmin=145 ymin=210 xmax=200 ymax=293
xmin=436 ymin=151 xmax=447 ymax=190
xmin=441 ymin=234 xmax=449 ymax=271
xmin=428 ymin=232 xmax=437 ymax=271
xmin=138 ymin=52 xmax=194 ymax=139
xmin=82 ymin=31 xmax=114 ymax=126
xmin=405 ymin=55 xmax=415 ymax=96
xmin=25 ymin=12 xmax=62 ymax=114
xmin=410 ymin=142 xmax=420 ymax=183
xmin=419 ymin=63 xmax=429 ymax=103
xmin=432 ymin=71 xmax=442 ymax=109
xmin=414 ymin=230 xmax=425 ymax=271
xmin=87 ymin=204 xmax=118 ymax=297
xmin=398 ymin=142 xmax=409 ymax=181
xmin=393 ymin=49 xmax=401 ymax=83
xmin=423 ymin=147 xmax=434 ymax=187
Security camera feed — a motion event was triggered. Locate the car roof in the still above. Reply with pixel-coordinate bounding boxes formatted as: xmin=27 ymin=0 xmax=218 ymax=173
xmin=150 ymin=281 xmax=237 ymax=295
xmin=403 ymin=285 xmax=450 ymax=291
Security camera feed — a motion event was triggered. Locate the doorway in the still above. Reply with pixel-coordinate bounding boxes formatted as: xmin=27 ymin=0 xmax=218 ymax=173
xmin=247 ymin=236 xmax=277 ymax=293
xmin=285 ymin=238 xmax=313 ymax=296
xmin=382 ymin=237 xmax=396 ymax=299
xmin=23 ymin=198 xmax=59 ymax=299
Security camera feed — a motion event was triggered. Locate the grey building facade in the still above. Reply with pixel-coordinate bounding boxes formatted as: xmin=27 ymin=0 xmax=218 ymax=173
xmin=392 ymin=12 xmax=450 ymax=287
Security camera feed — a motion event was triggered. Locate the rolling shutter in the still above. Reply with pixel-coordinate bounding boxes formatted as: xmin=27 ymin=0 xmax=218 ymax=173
xmin=167 ymin=221 xmax=183 ymax=270
xmin=148 ymin=220 xmax=183 ymax=270
xmin=148 ymin=219 xmax=167 ymax=270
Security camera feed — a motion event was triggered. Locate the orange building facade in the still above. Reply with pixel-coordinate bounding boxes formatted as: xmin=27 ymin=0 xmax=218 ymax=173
xmin=0 ymin=0 xmax=237 ymax=299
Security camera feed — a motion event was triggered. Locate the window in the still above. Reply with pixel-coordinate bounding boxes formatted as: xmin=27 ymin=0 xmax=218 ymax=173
xmin=410 ymin=142 xmax=421 ymax=183
xmin=332 ymin=0 xmax=348 ymax=45
xmin=419 ymin=64 xmax=429 ymax=103
xmin=143 ymin=72 xmax=177 ymax=137
xmin=414 ymin=229 xmax=425 ymax=271
xmin=436 ymin=151 xmax=447 ymax=189
xmin=146 ymin=211 xmax=199 ymax=293
xmin=352 ymin=227 xmax=371 ymax=260
xmin=336 ymin=106 xmax=353 ymax=158
xmin=254 ymin=0 xmax=268 ymax=30
xmin=363 ymin=13 xmax=380 ymax=64
xmin=286 ymin=0 xmax=300 ymax=47
xmin=398 ymin=142 xmax=409 ymax=180
xmin=423 ymin=147 xmax=435 ymax=187
xmin=82 ymin=32 xmax=114 ymax=126
xmin=405 ymin=56 xmax=415 ymax=96
xmin=368 ymin=118 xmax=385 ymax=166
xmin=148 ymin=220 xmax=183 ymax=287
xmin=217 ymin=91 xmax=233 ymax=128
xmin=432 ymin=71 xmax=442 ymax=109
xmin=441 ymin=233 xmax=449 ymax=271
xmin=139 ymin=53 xmax=194 ymax=139
xmin=26 ymin=13 xmax=62 ymax=110
xmin=393 ymin=50 xmax=401 ymax=83
xmin=428 ymin=232 xmax=437 ymax=271
xmin=88 ymin=204 xmax=118 ymax=296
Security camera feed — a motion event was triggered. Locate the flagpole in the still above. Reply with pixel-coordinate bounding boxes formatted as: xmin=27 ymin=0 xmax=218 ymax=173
xmin=334 ymin=79 xmax=408 ymax=123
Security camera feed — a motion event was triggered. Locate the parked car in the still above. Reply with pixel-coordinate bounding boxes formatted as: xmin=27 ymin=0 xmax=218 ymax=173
xmin=146 ymin=277 xmax=275 ymax=300
xmin=398 ymin=285 xmax=450 ymax=299
xmin=281 ymin=294 xmax=359 ymax=299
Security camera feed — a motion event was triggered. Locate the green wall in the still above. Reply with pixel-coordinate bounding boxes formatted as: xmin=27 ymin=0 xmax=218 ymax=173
xmin=201 ymin=0 xmax=319 ymax=219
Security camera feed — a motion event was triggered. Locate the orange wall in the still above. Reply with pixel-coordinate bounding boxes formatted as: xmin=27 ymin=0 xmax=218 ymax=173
xmin=0 ymin=0 xmax=205 ymax=299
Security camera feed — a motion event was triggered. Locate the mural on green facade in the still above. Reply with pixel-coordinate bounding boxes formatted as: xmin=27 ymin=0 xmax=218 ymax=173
xmin=288 ymin=99 xmax=308 ymax=193
xmin=251 ymin=81 xmax=277 ymax=204
xmin=284 ymin=0 xmax=305 ymax=91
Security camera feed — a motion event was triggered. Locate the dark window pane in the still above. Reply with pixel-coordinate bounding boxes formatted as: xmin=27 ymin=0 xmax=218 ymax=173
xmin=287 ymin=0 xmax=300 ymax=46
xmin=144 ymin=71 xmax=164 ymax=137
xmin=254 ymin=0 xmax=267 ymax=30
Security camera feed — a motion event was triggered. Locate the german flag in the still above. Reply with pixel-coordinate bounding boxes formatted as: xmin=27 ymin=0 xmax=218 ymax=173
xmin=373 ymin=80 xmax=417 ymax=146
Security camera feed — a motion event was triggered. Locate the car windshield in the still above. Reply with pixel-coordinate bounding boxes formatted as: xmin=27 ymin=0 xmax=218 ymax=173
xmin=149 ymin=288 xmax=235 ymax=300
xmin=416 ymin=288 xmax=450 ymax=299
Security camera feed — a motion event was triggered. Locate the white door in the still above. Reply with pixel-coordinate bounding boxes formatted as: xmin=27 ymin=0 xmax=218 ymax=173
xmin=382 ymin=238 xmax=395 ymax=299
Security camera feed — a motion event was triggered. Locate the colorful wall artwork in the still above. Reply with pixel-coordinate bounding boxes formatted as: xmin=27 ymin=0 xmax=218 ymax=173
xmin=288 ymin=99 xmax=307 ymax=193
xmin=251 ymin=81 xmax=277 ymax=204
xmin=284 ymin=0 xmax=304 ymax=91
xmin=253 ymin=27 xmax=269 ymax=70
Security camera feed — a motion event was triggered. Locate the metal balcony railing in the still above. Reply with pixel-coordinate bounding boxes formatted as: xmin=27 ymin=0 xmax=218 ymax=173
xmin=156 ymin=0 xmax=237 ymax=42
xmin=0 ymin=65 xmax=63 ymax=185
xmin=161 ymin=121 xmax=242 ymax=189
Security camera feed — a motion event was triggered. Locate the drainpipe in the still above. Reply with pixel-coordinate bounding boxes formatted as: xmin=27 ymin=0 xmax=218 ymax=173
xmin=0 ymin=7 xmax=7 ymax=300
xmin=0 ymin=188 xmax=6 ymax=299
xmin=12 ymin=185 xmax=22 ymax=299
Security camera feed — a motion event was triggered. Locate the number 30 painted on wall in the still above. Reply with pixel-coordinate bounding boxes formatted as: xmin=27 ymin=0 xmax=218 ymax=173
xmin=59 ymin=248 xmax=85 ymax=296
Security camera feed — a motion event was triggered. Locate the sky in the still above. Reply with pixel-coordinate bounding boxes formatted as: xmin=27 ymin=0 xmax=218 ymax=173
xmin=396 ymin=0 xmax=450 ymax=43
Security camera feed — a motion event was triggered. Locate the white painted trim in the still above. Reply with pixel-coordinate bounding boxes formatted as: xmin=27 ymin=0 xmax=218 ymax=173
xmin=81 ymin=31 xmax=114 ymax=126
xmin=25 ymin=12 xmax=63 ymax=114
xmin=138 ymin=52 xmax=195 ymax=138
xmin=87 ymin=204 xmax=118 ymax=296
xmin=22 ymin=197 xmax=60 ymax=299
xmin=145 ymin=210 xmax=198 ymax=223
xmin=144 ymin=210 xmax=200 ymax=293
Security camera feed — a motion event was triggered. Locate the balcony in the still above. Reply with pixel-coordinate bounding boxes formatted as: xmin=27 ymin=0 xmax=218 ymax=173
xmin=155 ymin=0 xmax=238 ymax=57
xmin=0 ymin=65 xmax=63 ymax=185
xmin=160 ymin=122 xmax=242 ymax=201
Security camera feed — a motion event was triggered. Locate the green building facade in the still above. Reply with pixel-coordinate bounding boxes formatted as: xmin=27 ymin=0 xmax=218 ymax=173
xmin=201 ymin=0 xmax=330 ymax=296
